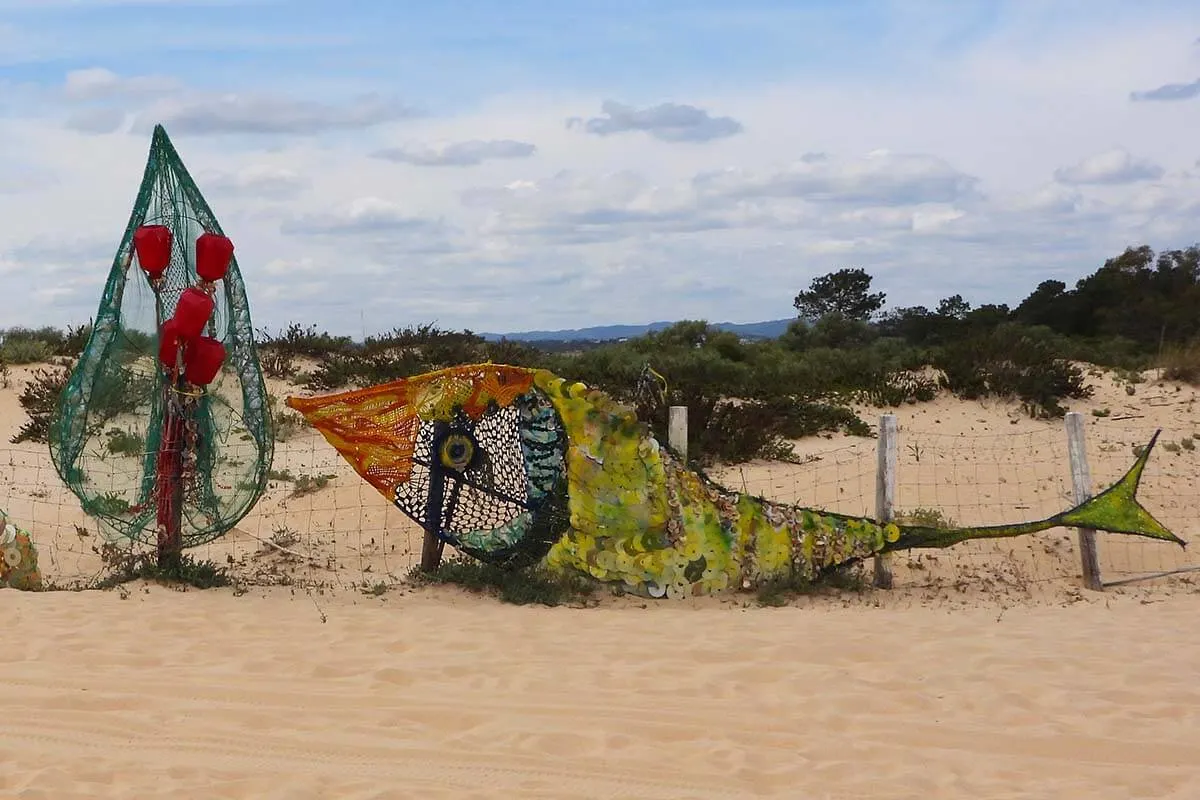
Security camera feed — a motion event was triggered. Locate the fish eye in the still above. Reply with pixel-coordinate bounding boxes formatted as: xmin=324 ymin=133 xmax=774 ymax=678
xmin=438 ymin=432 xmax=476 ymax=472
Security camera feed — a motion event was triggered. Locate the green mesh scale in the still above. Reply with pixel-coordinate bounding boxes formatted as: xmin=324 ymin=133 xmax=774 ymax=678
xmin=49 ymin=124 xmax=273 ymax=548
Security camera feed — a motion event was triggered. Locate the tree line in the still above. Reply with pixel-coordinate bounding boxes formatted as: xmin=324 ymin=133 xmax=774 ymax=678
xmin=793 ymin=244 xmax=1200 ymax=355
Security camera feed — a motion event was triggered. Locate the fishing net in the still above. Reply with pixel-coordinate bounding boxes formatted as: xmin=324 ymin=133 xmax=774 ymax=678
xmin=49 ymin=124 xmax=273 ymax=551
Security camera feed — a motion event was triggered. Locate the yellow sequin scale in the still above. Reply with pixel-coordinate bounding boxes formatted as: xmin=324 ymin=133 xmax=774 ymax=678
xmin=533 ymin=371 xmax=904 ymax=595
xmin=536 ymin=372 xmax=749 ymax=596
xmin=0 ymin=509 xmax=42 ymax=591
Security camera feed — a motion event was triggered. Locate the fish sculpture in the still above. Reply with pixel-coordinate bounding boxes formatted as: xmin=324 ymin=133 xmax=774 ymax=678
xmin=287 ymin=364 xmax=1184 ymax=598
xmin=0 ymin=509 xmax=42 ymax=591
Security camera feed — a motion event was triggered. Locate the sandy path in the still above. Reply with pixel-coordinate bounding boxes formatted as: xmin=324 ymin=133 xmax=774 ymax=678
xmin=3 ymin=586 xmax=1199 ymax=799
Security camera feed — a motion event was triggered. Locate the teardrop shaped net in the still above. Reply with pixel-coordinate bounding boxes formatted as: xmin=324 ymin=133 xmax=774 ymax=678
xmin=49 ymin=125 xmax=274 ymax=548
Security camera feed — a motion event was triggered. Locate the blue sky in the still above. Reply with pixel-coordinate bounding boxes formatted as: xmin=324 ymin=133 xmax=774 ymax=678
xmin=1 ymin=1 xmax=1001 ymax=106
xmin=1 ymin=0 xmax=1199 ymax=335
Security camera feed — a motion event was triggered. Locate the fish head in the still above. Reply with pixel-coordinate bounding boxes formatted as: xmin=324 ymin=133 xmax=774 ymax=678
xmin=287 ymin=364 xmax=581 ymax=568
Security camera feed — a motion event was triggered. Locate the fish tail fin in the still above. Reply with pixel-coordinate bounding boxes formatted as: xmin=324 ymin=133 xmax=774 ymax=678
xmin=1053 ymin=430 xmax=1185 ymax=546
xmin=884 ymin=430 xmax=1184 ymax=552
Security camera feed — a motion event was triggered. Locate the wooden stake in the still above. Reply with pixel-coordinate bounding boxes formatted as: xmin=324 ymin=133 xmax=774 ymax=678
xmin=1065 ymin=411 xmax=1103 ymax=591
xmin=420 ymin=442 xmax=448 ymax=573
xmin=420 ymin=530 xmax=445 ymax=572
xmin=873 ymin=414 xmax=897 ymax=589
xmin=668 ymin=405 xmax=688 ymax=464
xmin=154 ymin=379 xmax=185 ymax=569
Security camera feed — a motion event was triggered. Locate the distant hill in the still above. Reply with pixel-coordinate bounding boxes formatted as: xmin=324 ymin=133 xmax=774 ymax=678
xmin=480 ymin=318 xmax=794 ymax=343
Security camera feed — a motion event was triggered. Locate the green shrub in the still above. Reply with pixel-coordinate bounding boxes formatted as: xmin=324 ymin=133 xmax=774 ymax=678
xmin=291 ymin=473 xmax=335 ymax=497
xmin=0 ymin=338 xmax=53 ymax=365
xmin=11 ymin=364 xmax=70 ymax=444
xmin=258 ymin=322 xmax=353 ymax=359
xmin=895 ymin=507 xmax=956 ymax=528
xmin=933 ymin=324 xmax=1091 ymax=418
xmin=105 ymin=427 xmax=145 ymax=456
xmin=304 ymin=351 xmax=428 ymax=390
xmin=260 ymin=348 xmax=297 ymax=380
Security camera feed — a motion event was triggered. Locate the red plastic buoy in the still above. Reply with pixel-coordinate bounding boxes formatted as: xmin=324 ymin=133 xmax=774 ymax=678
xmin=195 ymin=232 xmax=234 ymax=282
xmin=173 ymin=287 xmax=214 ymax=339
xmin=157 ymin=318 xmax=184 ymax=370
xmin=133 ymin=225 xmax=173 ymax=279
xmin=183 ymin=336 xmax=226 ymax=385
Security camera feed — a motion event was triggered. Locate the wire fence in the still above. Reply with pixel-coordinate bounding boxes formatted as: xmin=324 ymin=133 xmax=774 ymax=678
xmin=2 ymin=411 xmax=1197 ymax=601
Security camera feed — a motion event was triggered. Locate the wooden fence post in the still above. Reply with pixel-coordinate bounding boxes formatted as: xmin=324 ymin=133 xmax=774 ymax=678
xmin=1065 ymin=411 xmax=1103 ymax=591
xmin=420 ymin=530 xmax=445 ymax=573
xmin=873 ymin=414 xmax=897 ymax=589
xmin=669 ymin=405 xmax=688 ymax=464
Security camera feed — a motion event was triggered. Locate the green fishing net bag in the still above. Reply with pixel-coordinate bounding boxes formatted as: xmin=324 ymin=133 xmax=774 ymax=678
xmin=49 ymin=125 xmax=274 ymax=549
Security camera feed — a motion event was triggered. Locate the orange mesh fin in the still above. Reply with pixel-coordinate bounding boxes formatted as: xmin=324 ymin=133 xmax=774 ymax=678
xmin=287 ymin=383 xmax=419 ymax=499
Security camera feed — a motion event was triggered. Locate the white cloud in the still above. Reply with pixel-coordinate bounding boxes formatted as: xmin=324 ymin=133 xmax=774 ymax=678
xmin=567 ymin=100 xmax=744 ymax=143
xmin=1130 ymin=77 xmax=1200 ymax=102
xmin=1014 ymin=183 xmax=1083 ymax=214
xmin=62 ymin=67 xmax=178 ymax=101
xmin=198 ymin=166 xmax=309 ymax=199
xmin=262 ymin=256 xmax=322 ymax=277
xmin=372 ymin=139 xmax=537 ymax=167
xmin=64 ymin=107 xmax=127 ymax=134
xmin=143 ymin=92 xmax=417 ymax=136
xmin=48 ymin=69 xmax=417 ymax=138
xmin=694 ymin=150 xmax=981 ymax=206
xmin=1053 ymin=149 xmax=1165 ymax=185
xmin=0 ymin=160 xmax=56 ymax=193
xmin=283 ymin=197 xmax=450 ymax=236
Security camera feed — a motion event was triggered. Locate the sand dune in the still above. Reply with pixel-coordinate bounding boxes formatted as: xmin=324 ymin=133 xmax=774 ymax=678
xmin=1 ymin=362 xmax=1199 ymax=797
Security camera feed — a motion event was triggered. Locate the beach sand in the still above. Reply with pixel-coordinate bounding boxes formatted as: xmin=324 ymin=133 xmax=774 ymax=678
xmin=1 ymin=362 xmax=1198 ymax=798
xmin=4 ymin=588 xmax=1199 ymax=799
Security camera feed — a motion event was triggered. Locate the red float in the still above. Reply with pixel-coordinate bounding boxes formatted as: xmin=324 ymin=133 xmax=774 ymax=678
xmin=133 ymin=225 xmax=173 ymax=279
xmin=195 ymin=232 xmax=234 ymax=282
xmin=157 ymin=318 xmax=184 ymax=370
xmin=183 ymin=336 xmax=226 ymax=385
xmin=173 ymin=287 xmax=215 ymax=340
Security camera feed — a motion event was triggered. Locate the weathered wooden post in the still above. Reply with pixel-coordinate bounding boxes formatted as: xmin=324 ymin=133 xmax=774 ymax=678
xmin=1065 ymin=411 xmax=1103 ymax=591
xmin=669 ymin=405 xmax=688 ymax=464
xmin=420 ymin=424 xmax=450 ymax=572
xmin=873 ymin=414 xmax=897 ymax=589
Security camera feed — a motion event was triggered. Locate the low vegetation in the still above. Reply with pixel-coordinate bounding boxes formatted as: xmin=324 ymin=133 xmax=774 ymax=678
xmin=406 ymin=556 xmax=597 ymax=607
xmin=10 ymin=363 xmax=71 ymax=444
xmin=6 ymin=243 xmax=1199 ymax=467
xmin=407 ymin=555 xmax=874 ymax=608
xmin=755 ymin=563 xmax=871 ymax=607
xmin=93 ymin=547 xmax=233 ymax=591
xmin=43 ymin=541 xmax=234 ymax=592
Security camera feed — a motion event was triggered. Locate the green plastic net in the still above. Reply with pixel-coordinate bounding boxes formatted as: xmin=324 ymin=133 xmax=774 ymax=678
xmin=49 ymin=125 xmax=273 ymax=551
